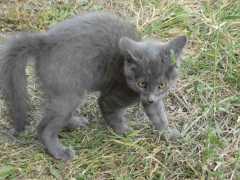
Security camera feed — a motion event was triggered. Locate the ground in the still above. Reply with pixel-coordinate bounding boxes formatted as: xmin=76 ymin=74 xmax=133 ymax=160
xmin=0 ymin=0 xmax=239 ymax=179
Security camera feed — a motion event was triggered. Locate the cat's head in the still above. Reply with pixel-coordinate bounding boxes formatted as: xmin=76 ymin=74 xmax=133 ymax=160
xmin=119 ymin=35 xmax=187 ymax=104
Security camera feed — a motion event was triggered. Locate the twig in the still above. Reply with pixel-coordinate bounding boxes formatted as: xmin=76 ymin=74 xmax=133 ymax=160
xmin=170 ymin=91 xmax=191 ymax=112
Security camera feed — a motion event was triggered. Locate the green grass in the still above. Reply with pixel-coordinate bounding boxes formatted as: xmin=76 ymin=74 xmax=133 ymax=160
xmin=0 ymin=0 xmax=240 ymax=179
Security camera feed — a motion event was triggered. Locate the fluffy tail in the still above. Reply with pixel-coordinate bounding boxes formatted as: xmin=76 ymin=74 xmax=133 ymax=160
xmin=0 ymin=33 xmax=43 ymax=133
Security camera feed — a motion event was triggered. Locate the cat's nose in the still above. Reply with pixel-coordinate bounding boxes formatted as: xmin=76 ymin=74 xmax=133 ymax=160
xmin=147 ymin=94 xmax=156 ymax=104
xmin=147 ymin=99 xmax=155 ymax=104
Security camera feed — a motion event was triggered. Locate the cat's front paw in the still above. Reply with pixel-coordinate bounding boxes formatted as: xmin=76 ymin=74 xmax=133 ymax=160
xmin=51 ymin=146 xmax=75 ymax=162
xmin=112 ymin=123 xmax=129 ymax=135
xmin=66 ymin=116 xmax=89 ymax=130
xmin=167 ymin=128 xmax=181 ymax=142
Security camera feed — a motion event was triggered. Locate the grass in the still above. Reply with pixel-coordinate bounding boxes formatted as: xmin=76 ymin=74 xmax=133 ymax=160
xmin=0 ymin=0 xmax=240 ymax=179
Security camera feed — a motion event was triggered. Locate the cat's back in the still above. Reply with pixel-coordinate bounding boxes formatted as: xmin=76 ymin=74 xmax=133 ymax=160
xmin=46 ymin=12 xmax=141 ymax=46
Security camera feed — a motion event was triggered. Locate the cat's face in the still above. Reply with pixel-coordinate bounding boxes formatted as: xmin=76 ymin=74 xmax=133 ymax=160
xmin=119 ymin=35 xmax=187 ymax=104
xmin=124 ymin=55 xmax=179 ymax=103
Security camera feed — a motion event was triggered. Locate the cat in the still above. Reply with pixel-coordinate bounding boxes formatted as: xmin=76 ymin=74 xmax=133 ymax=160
xmin=0 ymin=12 xmax=187 ymax=161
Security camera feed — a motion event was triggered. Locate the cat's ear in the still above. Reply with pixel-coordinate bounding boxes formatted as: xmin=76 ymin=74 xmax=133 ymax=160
xmin=119 ymin=37 xmax=142 ymax=61
xmin=166 ymin=35 xmax=188 ymax=60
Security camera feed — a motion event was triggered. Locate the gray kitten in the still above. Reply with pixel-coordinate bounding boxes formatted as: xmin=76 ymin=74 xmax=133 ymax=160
xmin=0 ymin=12 xmax=187 ymax=161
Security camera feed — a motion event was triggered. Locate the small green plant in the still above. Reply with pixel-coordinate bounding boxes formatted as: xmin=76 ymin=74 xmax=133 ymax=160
xmin=170 ymin=49 xmax=178 ymax=68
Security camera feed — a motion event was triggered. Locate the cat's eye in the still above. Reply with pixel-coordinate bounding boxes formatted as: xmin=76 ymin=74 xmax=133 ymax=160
xmin=158 ymin=83 xmax=167 ymax=89
xmin=138 ymin=82 xmax=146 ymax=88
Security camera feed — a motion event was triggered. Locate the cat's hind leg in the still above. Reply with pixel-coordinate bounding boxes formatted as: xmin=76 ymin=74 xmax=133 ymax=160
xmin=37 ymin=95 xmax=81 ymax=161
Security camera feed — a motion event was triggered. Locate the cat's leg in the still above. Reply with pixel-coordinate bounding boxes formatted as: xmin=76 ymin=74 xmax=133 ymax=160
xmin=98 ymin=95 xmax=127 ymax=135
xmin=37 ymin=95 xmax=80 ymax=161
xmin=65 ymin=116 xmax=89 ymax=130
xmin=98 ymin=93 xmax=139 ymax=135
xmin=142 ymin=99 xmax=180 ymax=141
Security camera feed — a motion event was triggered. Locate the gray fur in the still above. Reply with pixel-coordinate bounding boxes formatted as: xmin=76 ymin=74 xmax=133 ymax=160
xmin=0 ymin=12 xmax=187 ymax=161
